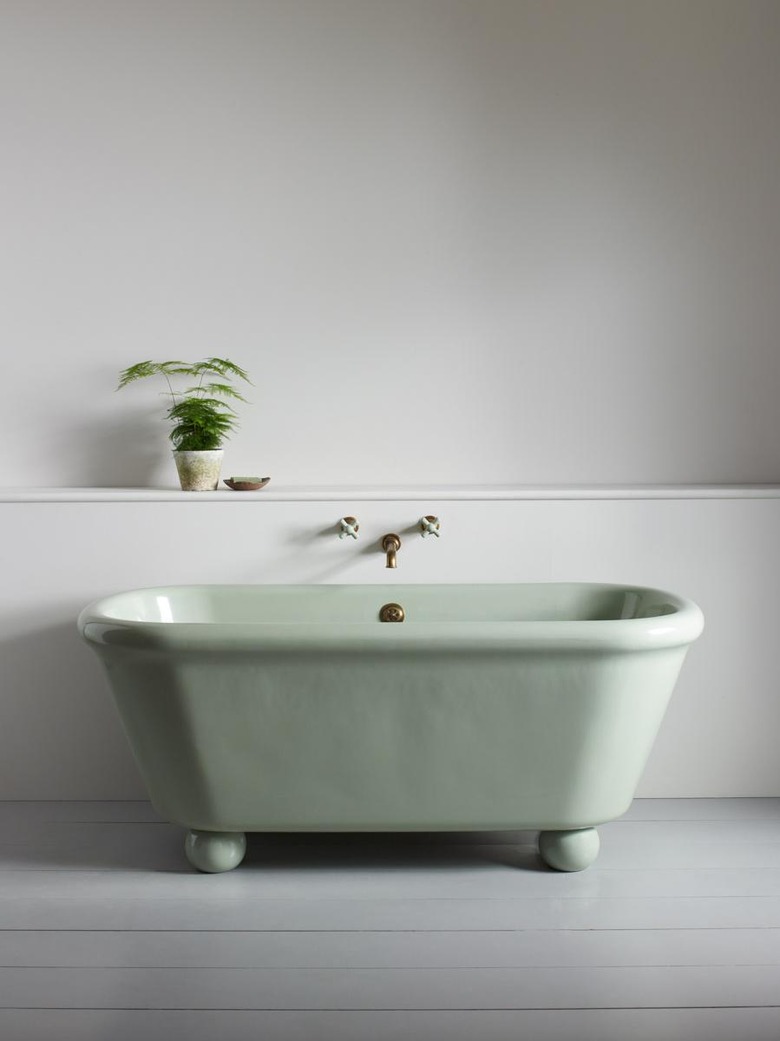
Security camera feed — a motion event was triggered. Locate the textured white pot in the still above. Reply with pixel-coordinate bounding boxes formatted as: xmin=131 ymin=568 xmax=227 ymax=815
xmin=173 ymin=450 xmax=224 ymax=491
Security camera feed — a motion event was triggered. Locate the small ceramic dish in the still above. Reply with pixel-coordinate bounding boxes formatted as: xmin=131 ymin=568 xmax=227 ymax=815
xmin=223 ymin=477 xmax=271 ymax=491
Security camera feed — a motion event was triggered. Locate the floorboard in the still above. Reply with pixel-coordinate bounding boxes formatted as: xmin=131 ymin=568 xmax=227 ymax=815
xmin=1 ymin=926 xmax=779 ymax=969
xmin=2 ymin=1007 xmax=780 ymax=1041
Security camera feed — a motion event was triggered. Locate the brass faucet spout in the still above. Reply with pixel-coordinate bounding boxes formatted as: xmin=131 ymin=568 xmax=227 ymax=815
xmin=381 ymin=533 xmax=401 ymax=569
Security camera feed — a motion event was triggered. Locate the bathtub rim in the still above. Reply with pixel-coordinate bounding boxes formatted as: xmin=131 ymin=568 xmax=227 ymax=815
xmin=78 ymin=582 xmax=704 ymax=654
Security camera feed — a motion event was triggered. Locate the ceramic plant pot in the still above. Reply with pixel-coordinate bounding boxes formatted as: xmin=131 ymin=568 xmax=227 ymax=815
xmin=173 ymin=450 xmax=224 ymax=491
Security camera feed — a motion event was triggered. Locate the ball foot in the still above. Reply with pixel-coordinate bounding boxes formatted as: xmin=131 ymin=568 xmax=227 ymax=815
xmin=184 ymin=829 xmax=247 ymax=873
xmin=539 ymin=827 xmax=600 ymax=871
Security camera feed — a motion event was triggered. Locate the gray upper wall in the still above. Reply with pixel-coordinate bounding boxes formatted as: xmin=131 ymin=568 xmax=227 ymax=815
xmin=1 ymin=0 xmax=779 ymax=487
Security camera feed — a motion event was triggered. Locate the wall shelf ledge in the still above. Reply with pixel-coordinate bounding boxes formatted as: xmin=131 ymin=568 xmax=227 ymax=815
xmin=2 ymin=485 xmax=780 ymax=503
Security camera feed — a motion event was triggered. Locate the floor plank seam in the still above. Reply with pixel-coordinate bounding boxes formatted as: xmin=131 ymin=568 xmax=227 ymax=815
xmin=5 ymin=929 xmax=780 ymax=938
xmin=5 ymin=962 xmax=780 ymax=969
xmin=3 ymin=1004 xmax=780 ymax=1012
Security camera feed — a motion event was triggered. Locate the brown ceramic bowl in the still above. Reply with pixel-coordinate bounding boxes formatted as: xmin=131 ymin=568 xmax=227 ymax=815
xmin=223 ymin=477 xmax=271 ymax=491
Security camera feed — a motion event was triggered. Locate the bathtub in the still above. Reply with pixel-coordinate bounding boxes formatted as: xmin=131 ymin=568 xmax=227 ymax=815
xmin=78 ymin=583 xmax=703 ymax=872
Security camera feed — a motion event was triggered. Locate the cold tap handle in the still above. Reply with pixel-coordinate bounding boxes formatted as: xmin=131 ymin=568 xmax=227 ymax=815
xmin=420 ymin=515 xmax=441 ymax=538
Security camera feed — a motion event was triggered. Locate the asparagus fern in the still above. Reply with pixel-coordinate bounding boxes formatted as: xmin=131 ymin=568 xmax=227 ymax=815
xmin=117 ymin=358 xmax=251 ymax=452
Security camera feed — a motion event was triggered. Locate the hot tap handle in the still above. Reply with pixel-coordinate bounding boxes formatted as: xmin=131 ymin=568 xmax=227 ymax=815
xmin=339 ymin=516 xmax=360 ymax=540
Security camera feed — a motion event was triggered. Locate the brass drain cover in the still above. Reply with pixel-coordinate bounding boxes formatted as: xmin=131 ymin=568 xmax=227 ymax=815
xmin=379 ymin=602 xmax=405 ymax=623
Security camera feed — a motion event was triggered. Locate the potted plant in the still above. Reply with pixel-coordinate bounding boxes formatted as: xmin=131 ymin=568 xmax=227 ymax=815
xmin=117 ymin=357 xmax=251 ymax=491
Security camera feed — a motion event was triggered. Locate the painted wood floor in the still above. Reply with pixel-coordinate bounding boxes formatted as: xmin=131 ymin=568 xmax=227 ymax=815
xmin=0 ymin=799 xmax=779 ymax=1040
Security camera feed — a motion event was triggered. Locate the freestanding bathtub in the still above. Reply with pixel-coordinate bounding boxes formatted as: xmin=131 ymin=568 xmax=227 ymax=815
xmin=78 ymin=583 xmax=703 ymax=873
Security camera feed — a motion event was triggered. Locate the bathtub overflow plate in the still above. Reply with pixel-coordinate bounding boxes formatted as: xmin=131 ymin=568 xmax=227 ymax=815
xmin=379 ymin=602 xmax=405 ymax=623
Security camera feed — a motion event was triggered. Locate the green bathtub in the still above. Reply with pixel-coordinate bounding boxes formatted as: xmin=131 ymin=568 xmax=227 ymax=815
xmin=78 ymin=583 xmax=703 ymax=873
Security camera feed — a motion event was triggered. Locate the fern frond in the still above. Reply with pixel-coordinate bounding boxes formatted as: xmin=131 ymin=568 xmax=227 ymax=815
xmin=116 ymin=361 xmax=160 ymax=389
xmin=192 ymin=358 xmax=252 ymax=383
xmin=158 ymin=361 xmax=191 ymax=376
xmin=182 ymin=382 xmax=247 ymax=401
xmin=117 ymin=360 xmax=191 ymax=389
xmin=168 ymin=398 xmax=237 ymax=418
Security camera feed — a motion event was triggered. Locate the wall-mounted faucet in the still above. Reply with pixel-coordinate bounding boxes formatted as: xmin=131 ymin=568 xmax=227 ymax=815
xmin=381 ymin=533 xmax=401 ymax=569
xmin=338 ymin=517 xmax=440 ymax=569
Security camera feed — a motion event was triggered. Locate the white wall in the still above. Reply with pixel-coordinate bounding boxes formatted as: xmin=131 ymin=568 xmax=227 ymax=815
xmin=2 ymin=491 xmax=779 ymax=800
xmin=1 ymin=0 xmax=779 ymax=487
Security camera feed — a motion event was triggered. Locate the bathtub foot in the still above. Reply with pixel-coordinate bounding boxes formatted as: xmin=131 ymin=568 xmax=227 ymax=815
xmin=538 ymin=827 xmax=600 ymax=871
xmin=184 ymin=830 xmax=247 ymax=873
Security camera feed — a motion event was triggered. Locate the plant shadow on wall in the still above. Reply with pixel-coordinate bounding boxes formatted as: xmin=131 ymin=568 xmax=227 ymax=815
xmin=61 ymin=404 xmax=169 ymax=488
xmin=116 ymin=357 xmax=251 ymax=491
